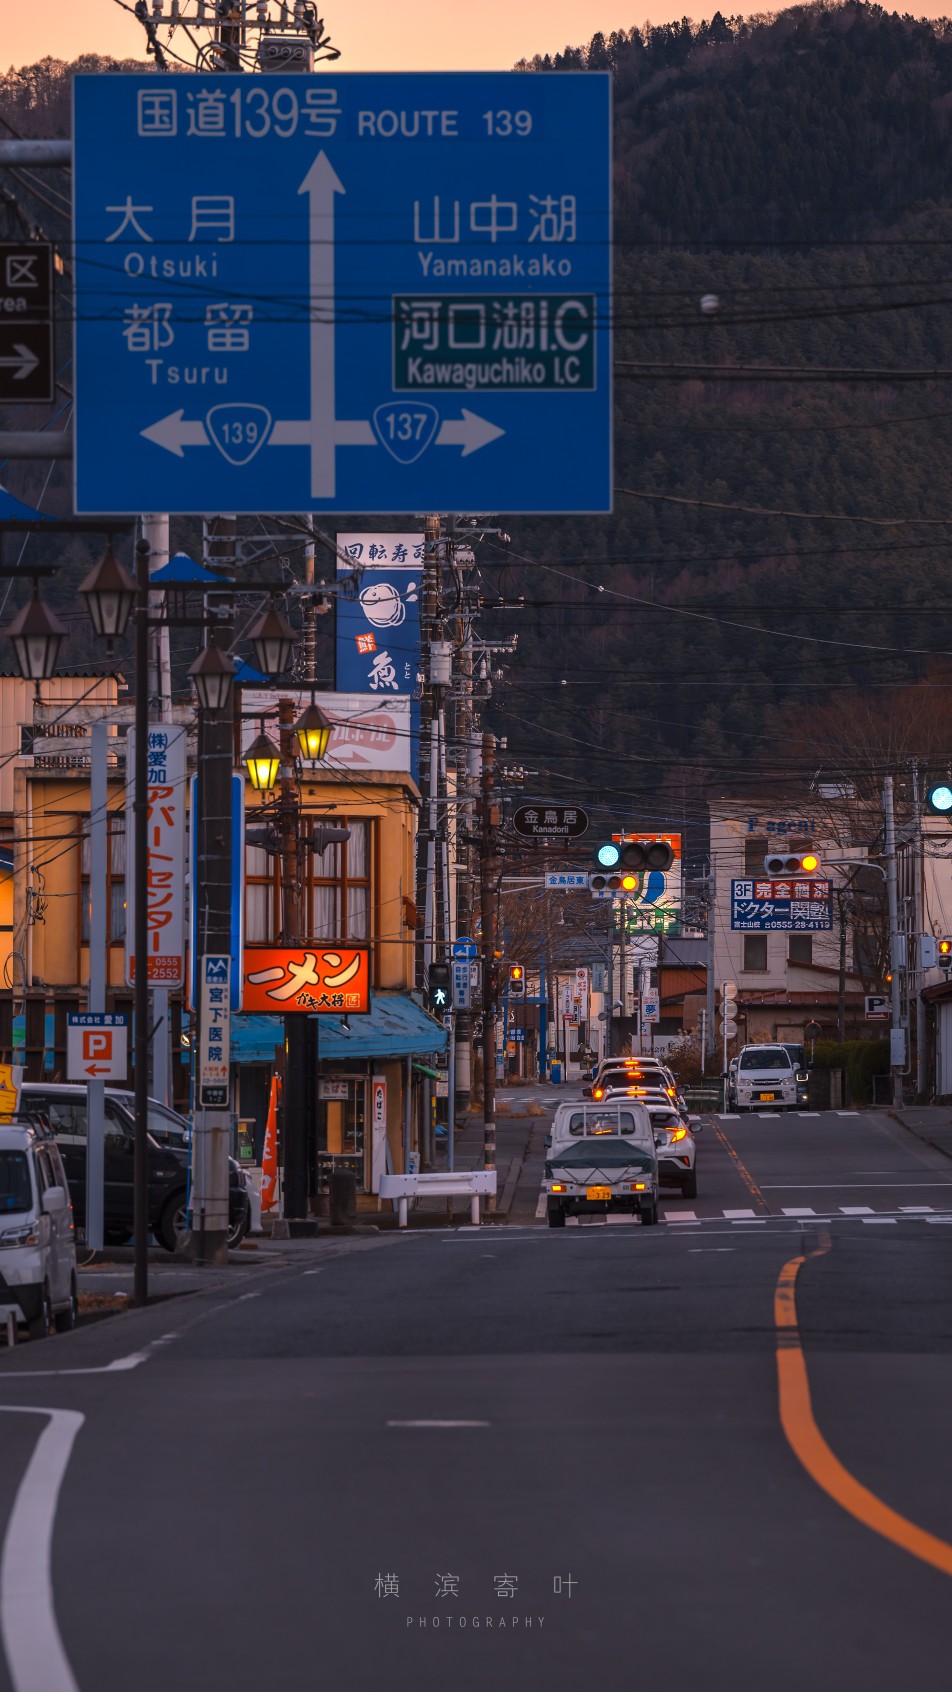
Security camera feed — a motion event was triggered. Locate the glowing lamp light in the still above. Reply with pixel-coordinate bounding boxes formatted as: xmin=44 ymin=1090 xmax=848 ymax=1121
xmin=295 ymin=700 xmax=332 ymax=763
xmin=801 ymin=853 xmax=820 ymax=873
xmin=621 ymin=873 xmax=638 ymax=891
xmin=244 ymin=731 xmax=281 ymax=792
xmin=595 ymin=842 xmax=621 ymax=868
xmin=928 ymin=785 xmax=952 ymax=815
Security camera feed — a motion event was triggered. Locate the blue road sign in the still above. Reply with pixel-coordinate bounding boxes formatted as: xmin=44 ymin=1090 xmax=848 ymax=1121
xmin=730 ymin=879 xmax=833 ymax=932
xmin=452 ymin=936 xmax=478 ymax=959
xmin=73 ymin=73 xmax=611 ymax=514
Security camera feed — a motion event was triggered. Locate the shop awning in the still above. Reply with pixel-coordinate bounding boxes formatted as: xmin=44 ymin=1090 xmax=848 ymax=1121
xmin=229 ymin=993 xmax=448 ymax=1064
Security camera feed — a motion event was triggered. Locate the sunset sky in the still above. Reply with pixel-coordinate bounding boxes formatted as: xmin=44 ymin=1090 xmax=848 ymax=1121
xmin=7 ymin=0 xmax=952 ymax=76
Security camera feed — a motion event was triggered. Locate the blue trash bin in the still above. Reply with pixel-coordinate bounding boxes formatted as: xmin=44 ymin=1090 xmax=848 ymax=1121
xmin=550 ymin=1062 xmax=562 ymax=1085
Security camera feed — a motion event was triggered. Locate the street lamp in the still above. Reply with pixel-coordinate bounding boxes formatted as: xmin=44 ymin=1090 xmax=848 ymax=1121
xmin=188 ymin=635 xmax=236 ymax=712
xmin=244 ymin=730 xmax=281 ymax=792
xmin=248 ymin=602 xmax=295 ymax=677
xmin=78 ymin=544 xmax=136 ymax=647
xmin=5 ymin=585 xmax=66 ymax=680
xmin=295 ymin=699 xmax=332 ymax=763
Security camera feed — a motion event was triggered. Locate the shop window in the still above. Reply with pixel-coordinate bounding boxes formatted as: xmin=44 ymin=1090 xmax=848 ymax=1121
xmin=788 ymin=934 xmax=813 ymax=966
xmin=245 ymin=842 xmax=276 ymax=943
xmin=80 ymin=818 xmax=126 ymax=944
xmin=317 ymin=1077 xmax=366 ymax=1192
xmin=743 ymin=935 xmax=768 ymax=972
xmin=244 ymin=819 xmax=372 ymax=943
xmin=743 ymin=837 xmax=768 ymax=876
xmin=308 ymin=819 xmax=371 ymax=941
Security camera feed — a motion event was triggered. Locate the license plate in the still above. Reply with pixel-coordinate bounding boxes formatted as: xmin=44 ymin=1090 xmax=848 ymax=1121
xmin=586 ymin=1185 xmax=612 ymax=1201
xmin=758 ymin=1092 xmax=776 ymax=1101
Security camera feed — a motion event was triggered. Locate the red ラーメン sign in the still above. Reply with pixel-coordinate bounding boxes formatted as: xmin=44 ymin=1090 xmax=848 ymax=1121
xmin=125 ymin=724 xmax=187 ymax=988
xmin=242 ymin=947 xmax=371 ymax=1014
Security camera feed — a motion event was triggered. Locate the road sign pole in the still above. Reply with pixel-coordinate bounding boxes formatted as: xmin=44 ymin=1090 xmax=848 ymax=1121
xmin=86 ymin=721 xmax=108 ymax=1253
xmin=447 ymin=1013 xmax=456 ymax=1173
xmin=132 ymin=540 xmax=151 ymax=1305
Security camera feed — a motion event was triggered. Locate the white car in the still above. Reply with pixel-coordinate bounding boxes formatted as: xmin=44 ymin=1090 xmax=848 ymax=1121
xmin=0 ymin=1117 xmax=78 ymax=1340
xmin=648 ymin=1105 xmax=699 ymax=1198
xmin=728 ymin=1046 xmax=799 ymax=1112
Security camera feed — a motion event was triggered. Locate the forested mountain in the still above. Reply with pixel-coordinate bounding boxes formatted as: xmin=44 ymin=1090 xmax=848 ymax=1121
xmin=3 ymin=9 xmax=952 ymax=841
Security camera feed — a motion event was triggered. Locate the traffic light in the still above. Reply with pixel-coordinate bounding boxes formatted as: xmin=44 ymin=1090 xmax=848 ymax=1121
xmin=927 ymin=784 xmax=952 ymax=816
xmin=427 ymin=961 xmax=451 ymax=1014
xmin=590 ymin=872 xmax=623 ymax=892
xmin=593 ymin=838 xmax=675 ymax=878
xmin=508 ymin=963 xmax=526 ymax=998
xmin=763 ymin=851 xmax=820 ymax=876
xmin=940 ymin=939 xmax=952 ymax=971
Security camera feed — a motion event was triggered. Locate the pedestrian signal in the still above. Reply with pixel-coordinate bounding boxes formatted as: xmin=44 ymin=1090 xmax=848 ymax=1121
xmin=428 ymin=962 xmax=451 ymax=1013
xmin=508 ymin=964 xmax=526 ymax=998
xmin=940 ymin=939 xmax=952 ymax=971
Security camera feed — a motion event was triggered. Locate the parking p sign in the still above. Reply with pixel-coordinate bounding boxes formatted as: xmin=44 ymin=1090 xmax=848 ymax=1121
xmin=67 ymin=1014 xmax=128 ymax=1081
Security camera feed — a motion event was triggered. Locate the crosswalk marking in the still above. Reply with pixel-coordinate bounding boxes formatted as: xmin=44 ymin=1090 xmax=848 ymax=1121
xmin=723 ymin=1208 xmax=758 ymax=1219
xmin=663 ymin=1210 xmax=698 ymax=1222
xmin=534 ymin=1193 xmax=546 ymax=1220
xmin=782 ymin=1207 xmax=817 ymax=1216
xmin=862 ymin=1217 xmax=897 ymax=1225
xmin=840 ymin=1206 xmax=874 ymax=1215
xmin=899 ymin=1206 xmax=934 ymax=1213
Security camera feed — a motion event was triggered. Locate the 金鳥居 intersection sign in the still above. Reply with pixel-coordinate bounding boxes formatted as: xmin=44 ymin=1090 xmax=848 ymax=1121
xmin=72 ymin=73 xmax=611 ymax=514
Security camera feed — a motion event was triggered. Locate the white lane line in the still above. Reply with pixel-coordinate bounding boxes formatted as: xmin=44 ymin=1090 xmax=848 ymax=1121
xmin=836 ymin=1111 xmax=859 ymax=1116
xmin=899 ymin=1206 xmax=934 ymax=1213
xmin=759 ymin=1183 xmax=952 ymax=1189
xmin=0 ymin=1347 xmax=154 ymax=1381
xmin=301 ymin=1269 xmax=324 ymax=1277
xmin=862 ymin=1218 xmax=897 ymax=1225
xmin=926 ymin=1217 xmax=952 ymax=1225
xmin=719 ymin=1114 xmax=740 ymax=1120
xmin=840 ymin=1207 xmax=875 ymax=1215
xmin=663 ymin=1210 xmax=698 ymax=1222
xmin=782 ymin=1208 xmax=817 ymax=1217
xmin=0 ymin=1407 xmax=84 ymax=1692
xmin=723 ymin=1209 xmax=758 ymax=1219
xmin=386 ymin=1420 xmax=490 ymax=1429
xmin=732 ymin=1219 xmax=768 ymax=1226
xmin=796 ymin=1112 xmax=821 ymax=1117
xmin=534 ymin=1194 xmax=546 ymax=1220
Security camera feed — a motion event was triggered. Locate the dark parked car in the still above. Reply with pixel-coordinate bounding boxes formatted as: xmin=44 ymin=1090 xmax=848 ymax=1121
xmin=20 ymin=1084 xmax=250 ymax=1250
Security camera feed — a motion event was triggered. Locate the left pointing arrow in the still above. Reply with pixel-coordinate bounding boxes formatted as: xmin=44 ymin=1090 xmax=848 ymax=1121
xmin=0 ymin=343 xmax=39 ymax=380
xmin=141 ymin=409 xmax=210 ymax=457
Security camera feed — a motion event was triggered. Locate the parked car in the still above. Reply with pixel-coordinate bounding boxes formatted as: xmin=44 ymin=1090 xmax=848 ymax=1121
xmin=0 ymin=1115 xmax=78 ymax=1339
xmin=20 ymin=1084 xmax=250 ymax=1251
xmin=543 ymin=1100 xmax=659 ymax=1227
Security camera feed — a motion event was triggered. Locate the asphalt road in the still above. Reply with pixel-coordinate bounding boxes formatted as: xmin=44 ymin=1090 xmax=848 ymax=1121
xmin=2 ymin=1103 xmax=952 ymax=1692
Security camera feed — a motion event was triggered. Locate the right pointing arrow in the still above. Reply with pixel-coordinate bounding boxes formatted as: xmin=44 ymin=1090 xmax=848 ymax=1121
xmin=0 ymin=343 xmax=39 ymax=380
xmin=436 ymin=409 xmax=505 ymax=456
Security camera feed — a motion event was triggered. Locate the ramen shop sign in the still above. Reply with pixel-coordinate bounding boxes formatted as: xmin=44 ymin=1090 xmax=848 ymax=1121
xmin=242 ymin=947 xmax=371 ymax=1014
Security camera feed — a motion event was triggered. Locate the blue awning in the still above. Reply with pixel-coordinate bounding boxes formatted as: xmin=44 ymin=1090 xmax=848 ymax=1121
xmin=229 ymin=993 xmax=448 ymax=1063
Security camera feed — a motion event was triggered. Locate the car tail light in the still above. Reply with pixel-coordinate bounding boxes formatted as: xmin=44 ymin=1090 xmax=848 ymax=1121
xmin=592 ymin=1088 xmax=604 ymax=1099
xmin=550 ymin=1183 xmax=565 ymax=1192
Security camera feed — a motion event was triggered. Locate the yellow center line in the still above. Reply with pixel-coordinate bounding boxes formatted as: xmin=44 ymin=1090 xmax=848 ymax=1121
xmin=713 ymin=1123 xmax=771 ymax=1214
xmin=775 ymin=1234 xmax=952 ymax=1579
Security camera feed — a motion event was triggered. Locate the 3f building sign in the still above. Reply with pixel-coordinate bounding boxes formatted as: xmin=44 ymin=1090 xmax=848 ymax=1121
xmin=72 ymin=72 xmax=611 ymax=514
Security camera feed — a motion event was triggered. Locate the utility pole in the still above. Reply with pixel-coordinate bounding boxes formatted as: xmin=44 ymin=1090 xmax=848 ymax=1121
xmin=912 ymin=763 xmax=928 ymax=1097
xmin=276 ymin=698 xmax=316 ymax=1227
xmin=884 ymin=776 xmax=904 ymax=1108
xmin=479 ymin=731 xmax=498 ymax=1202
xmin=704 ymin=862 xmax=716 ymax=1067
xmin=188 ymin=515 xmax=235 ymax=1265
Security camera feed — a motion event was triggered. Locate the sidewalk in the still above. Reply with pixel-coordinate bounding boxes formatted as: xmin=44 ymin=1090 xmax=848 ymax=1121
xmin=890 ymin=1106 xmax=952 ymax=1163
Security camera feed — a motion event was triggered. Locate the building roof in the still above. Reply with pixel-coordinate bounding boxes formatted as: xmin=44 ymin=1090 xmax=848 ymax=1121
xmin=229 ymin=992 xmax=448 ymax=1063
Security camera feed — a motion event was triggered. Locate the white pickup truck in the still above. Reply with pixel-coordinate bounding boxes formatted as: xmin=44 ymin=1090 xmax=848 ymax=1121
xmin=543 ymin=1100 xmax=659 ymax=1227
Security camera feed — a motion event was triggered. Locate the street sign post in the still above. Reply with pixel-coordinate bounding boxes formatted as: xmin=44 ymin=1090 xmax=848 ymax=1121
xmin=73 ymin=73 xmax=611 ymax=514
xmin=451 ymin=935 xmax=478 ymax=959
xmin=198 ymin=954 xmax=231 ymax=1107
xmin=451 ymin=959 xmax=473 ymax=1010
xmin=67 ymin=1013 xmax=128 ymax=1081
xmin=512 ymin=804 xmax=589 ymax=841
xmin=865 ymin=994 xmax=889 ymax=1021
xmin=0 ymin=243 xmax=53 ymax=404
